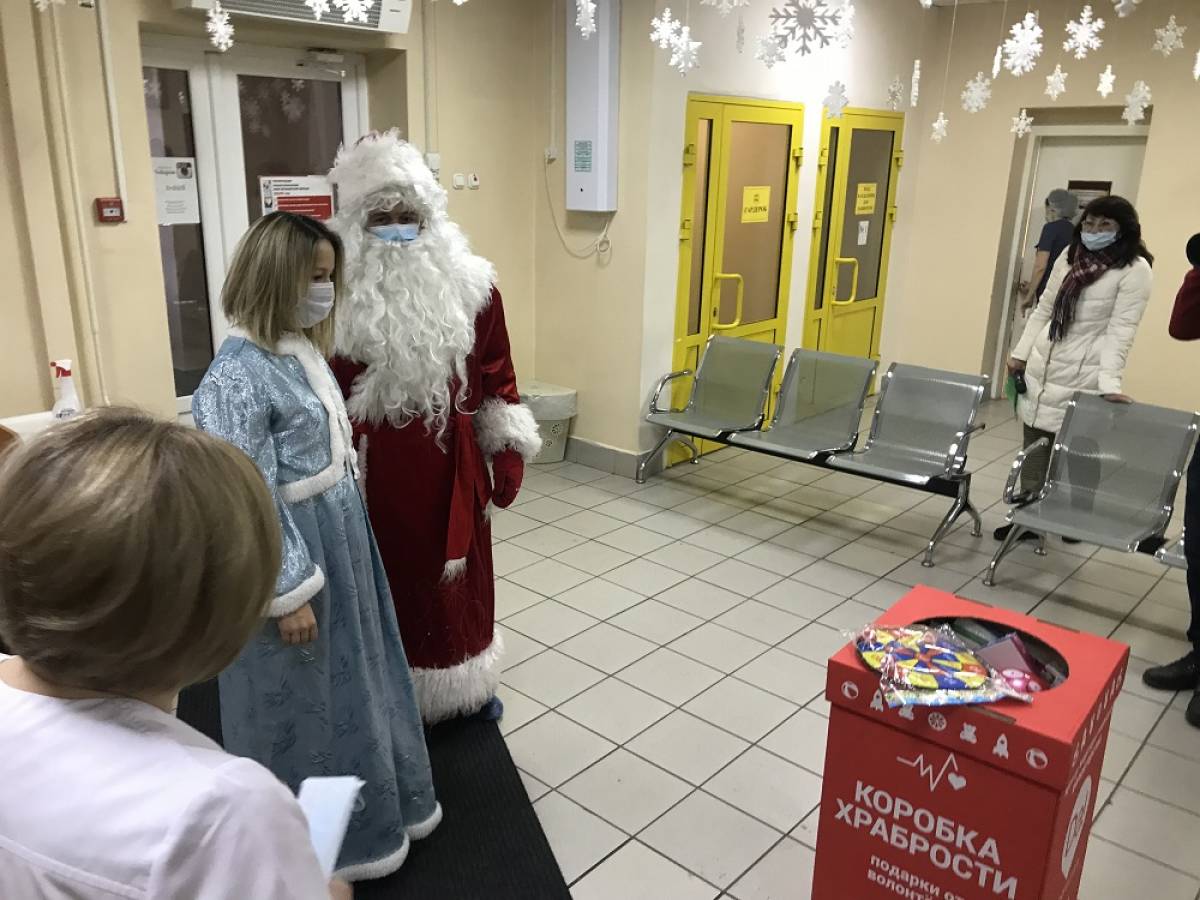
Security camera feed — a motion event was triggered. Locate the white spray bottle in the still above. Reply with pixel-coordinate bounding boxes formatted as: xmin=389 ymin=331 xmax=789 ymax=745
xmin=51 ymin=359 xmax=81 ymax=420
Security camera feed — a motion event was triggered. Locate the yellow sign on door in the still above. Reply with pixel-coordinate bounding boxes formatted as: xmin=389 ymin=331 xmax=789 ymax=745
xmin=855 ymin=182 xmax=877 ymax=215
xmin=741 ymin=185 xmax=771 ymax=223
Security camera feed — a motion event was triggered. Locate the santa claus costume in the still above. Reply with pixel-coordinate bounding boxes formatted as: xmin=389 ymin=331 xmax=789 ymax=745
xmin=327 ymin=132 xmax=541 ymax=724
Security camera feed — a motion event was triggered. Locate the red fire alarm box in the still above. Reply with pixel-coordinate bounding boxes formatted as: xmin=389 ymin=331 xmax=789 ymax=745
xmin=813 ymin=587 xmax=1128 ymax=900
xmin=94 ymin=197 xmax=125 ymax=223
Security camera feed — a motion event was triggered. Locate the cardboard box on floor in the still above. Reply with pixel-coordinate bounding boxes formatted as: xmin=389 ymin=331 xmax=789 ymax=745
xmin=812 ymin=587 xmax=1128 ymax=900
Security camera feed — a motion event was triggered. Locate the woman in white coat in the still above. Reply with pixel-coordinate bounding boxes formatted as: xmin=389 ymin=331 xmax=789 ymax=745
xmin=996 ymin=195 xmax=1154 ymax=542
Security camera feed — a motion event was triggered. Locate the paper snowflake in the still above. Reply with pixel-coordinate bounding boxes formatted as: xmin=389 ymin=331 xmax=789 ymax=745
xmin=1195 ymin=49 xmax=1200 ymax=81
xmin=1003 ymin=12 xmax=1044 ymax=77
xmin=1098 ymin=64 xmax=1116 ymax=97
xmin=332 ymin=0 xmax=374 ymax=23
xmin=886 ymin=76 xmax=904 ymax=111
xmin=281 ymin=92 xmax=305 ymax=123
xmin=918 ymin=0 xmax=932 ymax=8
xmin=755 ymin=30 xmax=788 ymax=67
xmin=931 ymin=111 xmax=948 ymax=144
xmin=992 ymin=45 xmax=1003 ymax=79
xmin=1123 ymin=80 xmax=1151 ymax=125
xmin=206 ymin=1 xmax=234 ymax=52
xmin=1153 ymin=15 xmax=1186 ymax=57
xmin=143 ymin=74 xmax=162 ymax=102
xmin=1113 ymin=0 xmax=1140 ymax=18
xmin=832 ymin=2 xmax=856 ymax=50
xmin=1045 ymin=64 xmax=1068 ymax=101
xmin=961 ymin=72 xmax=992 ymax=113
xmin=32 ymin=0 xmax=65 ymax=10
xmin=701 ymin=0 xmax=749 ymax=17
xmin=824 ymin=81 xmax=849 ymax=118
xmin=291 ymin=79 xmax=307 ymax=93
xmin=651 ymin=8 xmax=683 ymax=49
xmin=670 ymin=26 xmax=702 ymax=75
xmin=1012 ymin=108 xmax=1034 ymax=138
xmin=304 ymin=0 xmax=332 ymax=19
xmin=1064 ymin=6 xmax=1104 ymax=59
xmin=768 ymin=0 xmax=840 ymax=56
xmin=576 ymin=0 xmax=597 ymax=39
xmin=911 ymin=59 xmax=921 ymax=108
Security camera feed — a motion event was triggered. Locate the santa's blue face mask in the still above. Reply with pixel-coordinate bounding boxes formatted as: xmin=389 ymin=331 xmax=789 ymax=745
xmin=368 ymin=222 xmax=421 ymax=244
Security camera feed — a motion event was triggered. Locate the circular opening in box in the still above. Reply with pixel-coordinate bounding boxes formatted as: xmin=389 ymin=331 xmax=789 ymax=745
xmin=914 ymin=616 xmax=1070 ymax=690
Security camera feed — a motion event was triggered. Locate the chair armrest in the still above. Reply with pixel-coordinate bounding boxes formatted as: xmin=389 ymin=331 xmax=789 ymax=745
xmin=942 ymin=422 xmax=987 ymax=474
xmin=649 ymin=370 xmax=693 ymax=415
xmin=1003 ymin=437 xmax=1051 ymax=504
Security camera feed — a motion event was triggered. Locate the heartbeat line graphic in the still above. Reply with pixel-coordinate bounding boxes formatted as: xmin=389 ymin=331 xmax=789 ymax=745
xmin=897 ymin=752 xmax=966 ymax=792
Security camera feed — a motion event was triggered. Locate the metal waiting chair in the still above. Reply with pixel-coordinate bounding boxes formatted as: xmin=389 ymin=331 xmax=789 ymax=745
xmin=1157 ymin=530 xmax=1187 ymax=569
xmin=827 ymin=363 xmax=989 ymax=567
xmin=986 ymin=394 xmax=1199 ymax=586
xmin=729 ymin=348 xmax=877 ymax=461
xmin=636 ymin=336 xmax=782 ymax=484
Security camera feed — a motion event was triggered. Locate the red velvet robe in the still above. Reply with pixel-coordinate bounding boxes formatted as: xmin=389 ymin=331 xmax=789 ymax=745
xmin=330 ymin=288 xmax=523 ymax=723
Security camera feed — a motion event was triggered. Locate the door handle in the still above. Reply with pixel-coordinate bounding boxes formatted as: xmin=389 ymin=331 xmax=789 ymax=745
xmin=712 ymin=273 xmax=745 ymax=330
xmin=831 ymin=257 xmax=859 ymax=306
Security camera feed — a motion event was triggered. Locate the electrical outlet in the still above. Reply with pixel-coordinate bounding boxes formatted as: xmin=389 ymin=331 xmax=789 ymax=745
xmin=544 ymin=147 xmax=559 ymax=163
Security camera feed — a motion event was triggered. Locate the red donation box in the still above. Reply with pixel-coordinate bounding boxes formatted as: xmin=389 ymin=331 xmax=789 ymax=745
xmin=813 ymin=587 xmax=1128 ymax=900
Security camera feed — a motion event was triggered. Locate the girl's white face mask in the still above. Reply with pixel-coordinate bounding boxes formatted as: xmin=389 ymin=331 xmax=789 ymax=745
xmin=298 ymin=281 xmax=335 ymax=327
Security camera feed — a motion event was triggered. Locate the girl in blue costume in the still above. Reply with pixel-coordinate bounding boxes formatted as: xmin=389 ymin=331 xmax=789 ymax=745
xmin=193 ymin=211 xmax=440 ymax=881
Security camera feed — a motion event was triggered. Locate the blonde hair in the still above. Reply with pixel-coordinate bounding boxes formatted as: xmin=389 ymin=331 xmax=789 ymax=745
xmin=222 ymin=212 xmax=344 ymax=354
xmin=0 ymin=408 xmax=281 ymax=694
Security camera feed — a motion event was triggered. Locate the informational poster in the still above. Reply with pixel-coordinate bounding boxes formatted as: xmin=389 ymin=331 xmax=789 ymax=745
xmin=153 ymin=157 xmax=200 ymax=226
xmin=1067 ymin=179 xmax=1112 ymax=213
xmin=855 ymin=182 xmax=878 ymax=216
xmin=858 ymin=219 xmax=871 ymax=247
xmin=741 ymin=185 xmax=771 ymax=223
xmin=260 ymin=176 xmax=335 ymax=220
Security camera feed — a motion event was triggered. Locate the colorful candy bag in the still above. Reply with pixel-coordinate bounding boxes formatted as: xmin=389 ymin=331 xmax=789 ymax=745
xmin=855 ymin=624 xmax=1033 ymax=708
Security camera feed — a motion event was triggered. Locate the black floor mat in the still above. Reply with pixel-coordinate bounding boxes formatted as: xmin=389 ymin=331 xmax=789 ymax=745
xmin=177 ymin=680 xmax=569 ymax=899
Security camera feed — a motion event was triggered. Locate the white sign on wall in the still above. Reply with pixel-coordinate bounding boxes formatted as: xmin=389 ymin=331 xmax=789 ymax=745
xmin=152 ymin=157 xmax=200 ymax=226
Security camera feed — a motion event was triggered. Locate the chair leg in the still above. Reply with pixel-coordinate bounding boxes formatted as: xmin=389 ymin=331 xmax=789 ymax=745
xmin=1035 ymin=533 xmax=1047 ymax=557
xmin=679 ymin=435 xmax=702 ymax=465
xmin=636 ymin=430 xmax=676 ymax=485
xmin=964 ymin=500 xmax=982 ymax=538
xmin=922 ymin=494 xmax=967 ymax=568
xmin=984 ymin=525 xmax=1025 ymax=586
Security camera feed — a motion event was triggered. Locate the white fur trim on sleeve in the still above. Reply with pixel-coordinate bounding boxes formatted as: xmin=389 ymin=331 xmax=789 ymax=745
xmin=269 ymin=567 xmax=325 ymax=618
xmin=473 ymin=399 xmax=542 ymax=462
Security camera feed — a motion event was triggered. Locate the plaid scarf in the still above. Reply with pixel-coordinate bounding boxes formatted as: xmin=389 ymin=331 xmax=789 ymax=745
xmin=1048 ymin=246 xmax=1118 ymax=342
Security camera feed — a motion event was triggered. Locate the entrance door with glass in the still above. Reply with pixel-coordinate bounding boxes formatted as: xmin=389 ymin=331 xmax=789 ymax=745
xmin=672 ymin=96 xmax=804 ymax=458
xmin=803 ymin=109 xmax=903 ymax=362
xmin=142 ymin=39 xmax=366 ymax=416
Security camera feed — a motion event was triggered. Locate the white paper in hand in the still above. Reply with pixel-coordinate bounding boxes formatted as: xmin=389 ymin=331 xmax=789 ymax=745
xmin=297 ymin=776 xmax=365 ymax=877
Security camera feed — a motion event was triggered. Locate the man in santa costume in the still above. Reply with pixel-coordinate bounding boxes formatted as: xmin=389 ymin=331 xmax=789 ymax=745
xmin=327 ymin=131 xmax=541 ymax=723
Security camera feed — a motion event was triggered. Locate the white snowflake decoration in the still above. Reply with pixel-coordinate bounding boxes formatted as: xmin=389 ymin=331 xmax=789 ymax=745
xmin=281 ymin=91 xmax=305 ymax=123
xmin=768 ymin=0 xmax=840 ymax=56
xmin=1064 ymin=6 xmax=1104 ymax=60
xmin=1112 ymin=0 xmax=1140 ymax=18
xmin=206 ymin=1 xmax=234 ymax=53
xmin=332 ymin=0 xmax=374 ymax=23
xmin=961 ymin=72 xmax=992 ymax=113
xmin=931 ymin=112 xmax=948 ymax=144
xmin=1003 ymin=12 xmax=1044 ymax=77
xmin=701 ymin=0 xmax=749 ymax=17
xmin=1098 ymin=64 xmax=1116 ymax=97
xmin=304 ymin=0 xmax=332 ymax=19
xmin=755 ymin=30 xmax=788 ymax=68
xmin=824 ymin=81 xmax=849 ymax=118
xmin=1153 ymin=16 xmax=1186 ymax=57
xmin=32 ymin=0 xmax=65 ymax=10
xmin=736 ymin=16 xmax=746 ymax=53
xmin=886 ymin=76 xmax=904 ymax=112
xmin=143 ymin=74 xmax=162 ymax=102
xmin=1123 ymin=80 xmax=1151 ymax=125
xmin=178 ymin=91 xmax=190 ymax=115
xmin=831 ymin=2 xmax=855 ymax=50
xmin=1045 ymin=64 xmax=1068 ymax=101
xmin=1012 ymin=108 xmax=1034 ymax=138
xmin=670 ymin=26 xmax=702 ymax=75
xmin=576 ymin=0 xmax=597 ymax=39
xmin=992 ymin=45 xmax=1003 ymax=79
xmin=1194 ymin=49 xmax=1200 ymax=81
xmin=911 ymin=59 xmax=921 ymax=108
xmin=292 ymin=79 xmax=307 ymax=93
xmin=650 ymin=8 xmax=683 ymax=49
xmin=918 ymin=0 xmax=932 ymax=7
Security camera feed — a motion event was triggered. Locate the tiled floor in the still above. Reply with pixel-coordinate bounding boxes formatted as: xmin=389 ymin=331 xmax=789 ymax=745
xmin=494 ymin=399 xmax=1200 ymax=899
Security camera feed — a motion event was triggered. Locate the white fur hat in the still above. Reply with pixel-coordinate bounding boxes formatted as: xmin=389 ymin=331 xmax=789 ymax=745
xmin=329 ymin=129 xmax=447 ymax=218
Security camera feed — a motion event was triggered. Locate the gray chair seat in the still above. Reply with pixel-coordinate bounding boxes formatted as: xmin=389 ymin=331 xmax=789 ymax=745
xmin=645 ymin=409 xmax=742 ymax=440
xmin=827 ymin=444 xmax=951 ymax=486
xmin=1012 ymin=493 xmax=1165 ymax=552
xmin=730 ymin=409 xmax=862 ymax=460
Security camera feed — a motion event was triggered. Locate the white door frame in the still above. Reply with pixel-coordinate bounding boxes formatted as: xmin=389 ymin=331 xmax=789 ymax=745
xmin=141 ymin=36 xmax=368 ymax=415
xmin=990 ymin=124 xmax=1150 ymax=397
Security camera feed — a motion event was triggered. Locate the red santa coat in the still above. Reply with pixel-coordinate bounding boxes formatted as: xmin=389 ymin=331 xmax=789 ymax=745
xmin=330 ymin=288 xmax=535 ymax=724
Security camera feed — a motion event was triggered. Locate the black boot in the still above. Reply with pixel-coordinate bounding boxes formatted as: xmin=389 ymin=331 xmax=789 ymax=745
xmin=1187 ymin=693 xmax=1200 ymax=730
xmin=993 ymin=524 xmax=1038 ymax=543
xmin=1142 ymin=653 xmax=1200 ymax=692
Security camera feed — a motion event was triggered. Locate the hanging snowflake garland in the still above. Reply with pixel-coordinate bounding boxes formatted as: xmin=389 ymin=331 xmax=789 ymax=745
xmin=831 ymin=2 xmax=856 ymax=50
xmin=931 ymin=112 xmax=949 ymax=144
xmin=1098 ymin=64 xmax=1116 ymax=97
xmin=911 ymin=59 xmax=921 ymax=108
xmin=1194 ymin=49 xmax=1200 ymax=82
xmin=992 ymin=45 xmax=1003 ymax=79
xmin=281 ymin=92 xmax=306 ymax=123
xmin=824 ymin=81 xmax=849 ymax=118
xmin=1153 ymin=16 xmax=1186 ymax=57
xmin=918 ymin=0 xmax=932 ymax=8
xmin=332 ymin=0 xmax=374 ymax=23
xmin=206 ymin=1 xmax=235 ymax=52
xmin=768 ymin=0 xmax=840 ymax=56
xmin=1003 ymin=12 xmax=1044 ymax=77
xmin=1011 ymin=108 xmax=1034 ymax=139
xmin=1045 ymin=64 xmax=1068 ymax=101
xmin=1123 ymin=80 xmax=1151 ymax=124
xmin=650 ymin=8 xmax=683 ymax=49
xmin=961 ymin=72 xmax=992 ymax=113
xmin=700 ymin=0 xmax=749 ymax=18
xmin=304 ymin=0 xmax=332 ymax=19
xmin=1063 ymin=5 xmax=1104 ymax=60
xmin=576 ymin=0 xmax=597 ymax=39
xmin=736 ymin=15 xmax=746 ymax=53
xmin=32 ymin=0 xmax=66 ymax=10
xmin=670 ymin=25 xmax=702 ymax=75
xmin=1112 ymin=0 xmax=1140 ymax=18
xmin=755 ymin=30 xmax=788 ymax=68
xmin=886 ymin=76 xmax=904 ymax=112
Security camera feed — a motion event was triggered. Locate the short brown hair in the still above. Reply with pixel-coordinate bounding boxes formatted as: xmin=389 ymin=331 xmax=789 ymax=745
xmin=0 ymin=408 xmax=281 ymax=694
xmin=222 ymin=211 xmax=343 ymax=354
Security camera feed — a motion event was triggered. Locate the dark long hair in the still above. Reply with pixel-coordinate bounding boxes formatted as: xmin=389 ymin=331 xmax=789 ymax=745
xmin=1067 ymin=195 xmax=1154 ymax=268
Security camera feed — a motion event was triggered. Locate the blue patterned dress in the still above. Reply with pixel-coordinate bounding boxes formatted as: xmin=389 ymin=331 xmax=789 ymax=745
xmin=193 ymin=331 xmax=439 ymax=881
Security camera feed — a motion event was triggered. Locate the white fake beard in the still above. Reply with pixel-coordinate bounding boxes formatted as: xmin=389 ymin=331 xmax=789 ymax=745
xmin=333 ymin=222 xmax=495 ymax=437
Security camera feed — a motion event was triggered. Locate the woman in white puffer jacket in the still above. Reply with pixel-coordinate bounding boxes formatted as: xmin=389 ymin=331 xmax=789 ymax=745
xmin=997 ymin=196 xmax=1154 ymax=541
